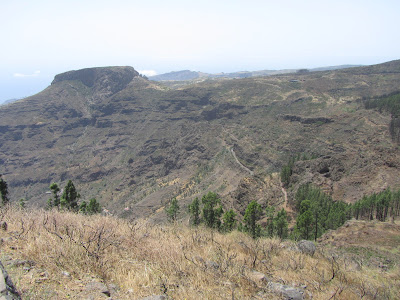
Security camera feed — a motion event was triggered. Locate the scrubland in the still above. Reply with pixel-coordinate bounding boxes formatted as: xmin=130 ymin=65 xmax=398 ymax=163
xmin=1 ymin=206 xmax=399 ymax=299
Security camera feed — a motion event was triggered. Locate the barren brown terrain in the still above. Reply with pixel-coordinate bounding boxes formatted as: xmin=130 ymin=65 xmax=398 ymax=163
xmin=1 ymin=61 xmax=400 ymax=221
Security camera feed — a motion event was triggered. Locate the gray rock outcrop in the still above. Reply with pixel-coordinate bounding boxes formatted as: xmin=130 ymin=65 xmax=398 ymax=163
xmin=0 ymin=260 xmax=21 ymax=300
xmin=268 ymin=281 xmax=304 ymax=300
xmin=297 ymin=240 xmax=316 ymax=256
xmin=140 ymin=295 xmax=166 ymax=300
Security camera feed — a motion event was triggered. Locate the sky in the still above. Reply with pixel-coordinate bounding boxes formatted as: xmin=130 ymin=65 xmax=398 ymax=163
xmin=1 ymin=0 xmax=399 ymax=102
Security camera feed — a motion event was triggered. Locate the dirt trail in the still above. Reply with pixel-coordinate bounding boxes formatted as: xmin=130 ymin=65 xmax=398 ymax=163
xmin=281 ymin=185 xmax=294 ymax=214
xmin=230 ymin=147 xmax=254 ymax=176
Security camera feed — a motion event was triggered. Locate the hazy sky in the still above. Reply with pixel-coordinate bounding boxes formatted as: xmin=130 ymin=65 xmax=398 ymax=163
xmin=1 ymin=0 xmax=399 ymax=101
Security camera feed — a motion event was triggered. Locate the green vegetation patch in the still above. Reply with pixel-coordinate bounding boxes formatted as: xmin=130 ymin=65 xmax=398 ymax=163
xmin=364 ymin=92 xmax=400 ymax=143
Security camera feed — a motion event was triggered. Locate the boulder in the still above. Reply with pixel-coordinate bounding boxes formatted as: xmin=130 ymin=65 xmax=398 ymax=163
xmin=205 ymin=260 xmax=219 ymax=270
xmin=249 ymin=270 xmax=270 ymax=284
xmin=140 ymin=296 xmax=166 ymax=300
xmin=85 ymin=281 xmax=110 ymax=297
xmin=297 ymin=240 xmax=316 ymax=256
xmin=269 ymin=282 xmax=304 ymax=300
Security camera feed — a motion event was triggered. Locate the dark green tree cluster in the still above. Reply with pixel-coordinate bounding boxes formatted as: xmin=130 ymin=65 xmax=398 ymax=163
xmin=352 ymin=188 xmax=400 ymax=221
xmin=280 ymin=153 xmax=317 ymax=187
xmin=364 ymin=92 xmax=400 ymax=143
xmin=364 ymin=92 xmax=400 ymax=115
xmin=47 ymin=180 xmax=101 ymax=214
xmin=188 ymin=192 xmax=237 ymax=232
xmin=293 ymin=184 xmax=351 ymax=240
xmin=238 ymin=202 xmax=289 ymax=239
xmin=79 ymin=198 xmax=102 ymax=215
xmin=0 ymin=175 xmax=10 ymax=207
xmin=187 ymin=193 xmax=289 ymax=239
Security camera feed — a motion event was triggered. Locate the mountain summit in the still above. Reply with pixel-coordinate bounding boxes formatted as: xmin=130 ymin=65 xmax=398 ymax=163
xmin=52 ymin=66 xmax=139 ymax=96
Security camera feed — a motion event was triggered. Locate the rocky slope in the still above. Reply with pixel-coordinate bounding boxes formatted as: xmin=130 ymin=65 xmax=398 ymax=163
xmin=1 ymin=61 xmax=400 ymax=220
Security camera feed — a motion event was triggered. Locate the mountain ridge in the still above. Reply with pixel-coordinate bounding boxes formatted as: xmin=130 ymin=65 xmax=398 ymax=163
xmin=149 ymin=64 xmax=363 ymax=82
xmin=1 ymin=60 xmax=400 ymax=221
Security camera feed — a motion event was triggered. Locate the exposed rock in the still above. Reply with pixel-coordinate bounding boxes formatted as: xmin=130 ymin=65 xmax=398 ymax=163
xmin=297 ymin=240 xmax=316 ymax=256
xmin=4 ymin=260 xmax=35 ymax=268
xmin=85 ymin=281 xmax=110 ymax=297
xmin=205 ymin=260 xmax=219 ymax=270
xmin=249 ymin=269 xmax=304 ymax=300
xmin=268 ymin=281 xmax=304 ymax=300
xmin=0 ymin=260 xmax=21 ymax=300
xmin=61 ymin=271 xmax=71 ymax=277
xmin=249 ymin=270 xmax=270 ymax=284
xmin=345 ymin=259 xmax=362 ymax=271
xmin=140 ymin=295 xmax=166 ymax=300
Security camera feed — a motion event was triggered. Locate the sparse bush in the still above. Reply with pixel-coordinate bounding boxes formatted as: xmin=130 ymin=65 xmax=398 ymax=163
xmin=0 ymin=207 xmax=399 ymax=299
xmin=18 ymin=198 xmax=26 ymax=209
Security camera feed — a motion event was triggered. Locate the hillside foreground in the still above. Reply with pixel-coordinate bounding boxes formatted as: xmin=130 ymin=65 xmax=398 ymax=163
xmin=1 ymin=207 xmax=399 ymax=299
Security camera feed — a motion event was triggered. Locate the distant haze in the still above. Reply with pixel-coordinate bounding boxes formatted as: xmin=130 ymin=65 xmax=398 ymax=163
xmin=1 ymin=0 xmax=399 ymax=102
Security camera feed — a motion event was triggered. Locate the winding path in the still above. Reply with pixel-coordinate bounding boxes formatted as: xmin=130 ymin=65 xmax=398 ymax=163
xmin=281 ymin=185 xmax=294 ymax=214
xmin=230 ymin=147 xmax=254 ymax=176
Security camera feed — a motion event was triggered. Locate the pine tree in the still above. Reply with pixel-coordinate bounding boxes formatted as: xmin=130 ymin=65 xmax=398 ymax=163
xmin=79 ymin=201 xmax=87 ymax=214
xmin=202 ymin=192 xmax=223 ymax=229
xmin=87 ymin=198 xmax=101 ymax=214
xmin=60 ymin=180 xmax=80 ymax=211
xmin=188 ymin=197 xmax=201 ymax=226
xmin=275 ymin=208 xmax=288 ymax=239
xmin=222 ymin=209 xmax=237 ymax=232
xmin=295 ymin=200 xmax=313 ymax=240
xmin=0 ymin=175 xmax=9 ymax=206
xmin=49 ymin=183 xmax=60 ymax=208
xmin=265 ymin=205 xmax=276 ymax=236
xmin=243 ymin=201 xmax=263 ymax=239
xmin=166 ymin=198 xmax=180 ymax=222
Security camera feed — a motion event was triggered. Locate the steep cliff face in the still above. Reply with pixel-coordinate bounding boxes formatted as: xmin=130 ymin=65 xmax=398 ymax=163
xmin=52 ymin=66 xmax=139 ymax=97
xmin=1 ymin=61 xmax=400 ymax=221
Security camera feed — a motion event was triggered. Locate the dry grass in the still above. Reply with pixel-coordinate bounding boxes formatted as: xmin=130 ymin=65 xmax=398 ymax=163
xmin=1 ymin=206 xmax=399 ymax=299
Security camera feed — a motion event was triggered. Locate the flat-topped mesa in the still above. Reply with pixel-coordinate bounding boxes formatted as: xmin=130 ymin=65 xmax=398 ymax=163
xmin=51 ymin=66 xmax=139 ymax=95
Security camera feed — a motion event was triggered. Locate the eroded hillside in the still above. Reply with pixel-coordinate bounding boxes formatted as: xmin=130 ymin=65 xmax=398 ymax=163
xmin=1 ymin=61 xmax=400 ymax=220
